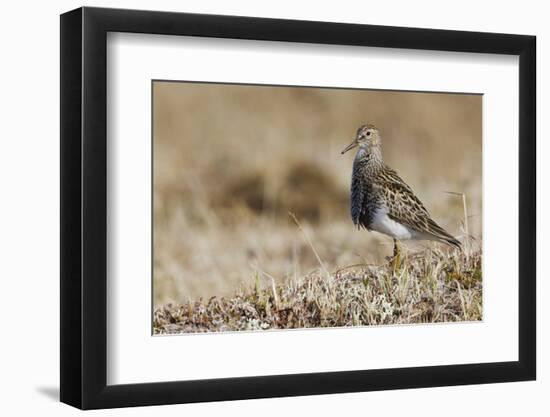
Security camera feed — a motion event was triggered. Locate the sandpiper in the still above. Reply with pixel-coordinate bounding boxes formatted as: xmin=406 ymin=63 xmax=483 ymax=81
xmin=341 ymin=124 xmax=461 ymax=264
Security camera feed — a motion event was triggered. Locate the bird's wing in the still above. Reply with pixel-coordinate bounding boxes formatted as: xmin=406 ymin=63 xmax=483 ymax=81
xmin=377 ymin=167 xmax=460 ymax=247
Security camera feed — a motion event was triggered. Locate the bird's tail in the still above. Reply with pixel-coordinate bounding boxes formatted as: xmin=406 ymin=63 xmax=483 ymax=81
xmin=426 ymin=218 xmax=462 ymax=251
xmin=440 ymin=235 xmax=462 ymax=250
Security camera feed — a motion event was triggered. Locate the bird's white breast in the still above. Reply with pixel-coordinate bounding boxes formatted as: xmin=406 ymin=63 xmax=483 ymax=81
xmin=369 ymin=207 xmax=418 ymax=240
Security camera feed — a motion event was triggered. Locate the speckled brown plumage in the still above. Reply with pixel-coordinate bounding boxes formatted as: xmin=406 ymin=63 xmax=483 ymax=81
xmin=342 ymin=124 xmax=461 ymax=250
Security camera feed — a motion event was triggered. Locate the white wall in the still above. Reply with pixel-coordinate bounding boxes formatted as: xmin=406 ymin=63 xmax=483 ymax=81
xmin=0 ymin=0 xmax=545 ymax=415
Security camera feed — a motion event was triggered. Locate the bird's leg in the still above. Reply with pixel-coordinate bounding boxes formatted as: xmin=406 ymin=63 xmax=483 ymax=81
xmin=391 ymin=238 xmax=402 ymax=272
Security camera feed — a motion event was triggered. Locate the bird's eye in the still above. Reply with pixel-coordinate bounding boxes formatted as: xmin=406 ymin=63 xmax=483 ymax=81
xmin=366 ymin=131 xmax=371 ymax=136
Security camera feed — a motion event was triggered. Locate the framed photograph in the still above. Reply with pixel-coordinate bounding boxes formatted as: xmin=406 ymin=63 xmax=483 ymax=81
xmin=60 ymin=6 xmax=536 ymax=409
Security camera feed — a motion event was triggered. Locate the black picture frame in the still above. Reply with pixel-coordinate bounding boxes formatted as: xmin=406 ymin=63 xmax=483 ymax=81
xmin=60 ymin=6 xmax=536 ymax=410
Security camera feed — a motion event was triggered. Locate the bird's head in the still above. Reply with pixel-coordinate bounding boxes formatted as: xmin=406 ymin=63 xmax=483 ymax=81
xmin=341 ymin=124 xmax=381 ymax=155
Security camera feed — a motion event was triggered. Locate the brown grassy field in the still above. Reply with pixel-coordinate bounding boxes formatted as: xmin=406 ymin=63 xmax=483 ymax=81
xmin=154 ymin=245 xmax=482 ymax=334
xmin=153 ymin=81 xmax=482 ymax=330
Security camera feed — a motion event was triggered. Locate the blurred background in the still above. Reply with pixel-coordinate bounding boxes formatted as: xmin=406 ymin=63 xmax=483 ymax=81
xmin=153 ymin=81 xmax=482 ymax=306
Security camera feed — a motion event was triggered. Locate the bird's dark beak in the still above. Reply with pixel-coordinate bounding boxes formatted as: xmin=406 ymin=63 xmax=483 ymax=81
xmin=341 ymin=140 xmax=358 ymax=155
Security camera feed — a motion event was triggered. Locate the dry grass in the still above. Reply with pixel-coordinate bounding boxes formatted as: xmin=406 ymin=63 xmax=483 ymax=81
xmin=153 ymin=244 xmax=482 ymax=334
